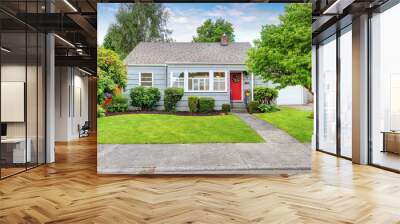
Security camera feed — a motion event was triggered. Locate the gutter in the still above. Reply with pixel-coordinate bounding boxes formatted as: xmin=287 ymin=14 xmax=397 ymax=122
xmin=125 ymin=63 xmax=247 ymax=66
xmin=165 ymin=62 xmax=246 ymax=65
xmin=125 ymin=64 xmax=167 ymax=67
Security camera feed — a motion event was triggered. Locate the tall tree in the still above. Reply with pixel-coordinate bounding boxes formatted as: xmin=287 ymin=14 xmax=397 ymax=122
xmin=103 ymin=3 xmax=172 ymax=59
xmin=247 ymin=4 xmax=312 ymax=94
xmin=193 ymin=18 xmax=235 ymax=42
xmin=97 ymin=47 xmax=127 ymax=103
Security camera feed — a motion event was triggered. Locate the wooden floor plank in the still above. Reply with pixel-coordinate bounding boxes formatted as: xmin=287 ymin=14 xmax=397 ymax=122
xmin=0 ymin=135 xmax=400 ymax=223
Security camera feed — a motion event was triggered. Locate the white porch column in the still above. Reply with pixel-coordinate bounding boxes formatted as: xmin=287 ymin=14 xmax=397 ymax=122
xmin=225 ymin=70 xmax=228 ymax=92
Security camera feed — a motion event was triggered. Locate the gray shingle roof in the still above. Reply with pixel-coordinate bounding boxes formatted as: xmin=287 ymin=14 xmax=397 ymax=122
xmin=124 ymin=42 xmax=251 ymax=65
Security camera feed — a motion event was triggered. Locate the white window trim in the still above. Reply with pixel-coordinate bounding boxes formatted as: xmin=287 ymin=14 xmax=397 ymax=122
xmin=187 ymin=71 xmax=211 ymax=92
xmin=184 ymin=70 xmax=188 ymax=92
xmin=188 ymin=77 xmax=210 ymax=92
xmin=212 ymin=70 xmax=228 ymax=92
xmin=170 ymin=71 xmax=185 ymax=88
xmin=185 ymin=70 xmax=228 ymax=93
xmin=139 ymin=72 xmax=153 ymax=87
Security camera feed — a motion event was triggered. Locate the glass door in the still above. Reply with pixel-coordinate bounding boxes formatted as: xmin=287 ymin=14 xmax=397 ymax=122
xmin=370 ymin=3 xmax=400 ymax=171
xmin=339 ymin=25 xmax=352 ymax=158
xmin=0 ymin=1 xmax=47 ymax=179
xmin=1 ymin=31 xmax=28 ymax=178
xmin=317 ymin=35 xmax=337 ymax=154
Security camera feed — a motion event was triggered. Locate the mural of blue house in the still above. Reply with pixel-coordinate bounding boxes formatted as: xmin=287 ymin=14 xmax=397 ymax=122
xmin=123 ymin=37 xmax=310 ymax=111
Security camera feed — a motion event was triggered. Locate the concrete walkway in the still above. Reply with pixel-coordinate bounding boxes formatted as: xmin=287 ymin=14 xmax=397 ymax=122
xmin=98 ymin=113 xmax=311 ymax=175
xmin=235 ymin=113 xmax=299 ymax=144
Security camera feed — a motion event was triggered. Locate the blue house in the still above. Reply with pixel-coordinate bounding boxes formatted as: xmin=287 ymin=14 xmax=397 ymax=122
xmin=124 ymin=37 xmax=309 ymax=111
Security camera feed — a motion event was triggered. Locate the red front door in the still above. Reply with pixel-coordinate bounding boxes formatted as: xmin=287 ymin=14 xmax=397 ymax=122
xmin=230 ymin=72 xmax=242 ymax=101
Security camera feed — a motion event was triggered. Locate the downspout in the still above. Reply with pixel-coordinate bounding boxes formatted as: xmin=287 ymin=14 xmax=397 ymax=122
xmin=165 ymin=64 xmax=168 ymax=87
xmin=165 ymin=65 xmax=168 ymax=111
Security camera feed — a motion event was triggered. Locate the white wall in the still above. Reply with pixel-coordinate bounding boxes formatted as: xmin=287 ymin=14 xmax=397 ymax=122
xmin=55 ymin=67 xmax=89 ymax=141
xmin=254 ymin=76 xmax=310 ymax=105
xmin=71 ymin=73 xmax=89 ymax=138
xmin=55 ymin=67 xmax=69 ymax=141
xmin=276 ymin=85 xmax=309 ymax=105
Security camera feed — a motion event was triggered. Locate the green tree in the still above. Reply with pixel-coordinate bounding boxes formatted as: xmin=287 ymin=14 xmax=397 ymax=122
xmin=193 ymin=18 xmax=235 ymax=42
xmin=103 ymin=3 xmax=171 ymax=59
xmin=247 ymin=4 xmax=312 ymax=94
xmin=97 ymin=47 xmax=127 ymax=103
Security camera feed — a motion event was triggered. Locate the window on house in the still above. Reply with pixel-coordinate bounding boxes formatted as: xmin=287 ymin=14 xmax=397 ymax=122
xmin=140 ymin=73 xmax=153 ymax=87
xmin=213 ymin=72 xmax=226 ymax=91
xmin=188 ymin=72 xmax=209 ymax=91
xmin=171 ymin=72 xmax=184 ymax=88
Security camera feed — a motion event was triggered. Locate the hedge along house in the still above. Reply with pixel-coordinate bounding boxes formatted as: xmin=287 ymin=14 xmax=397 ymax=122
xmin=123 ymin=36 xmax=310 ymax=111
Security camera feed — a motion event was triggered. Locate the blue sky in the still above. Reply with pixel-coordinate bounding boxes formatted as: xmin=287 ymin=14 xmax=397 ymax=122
xmin=97 ymin=3 xmax=285 ymax=45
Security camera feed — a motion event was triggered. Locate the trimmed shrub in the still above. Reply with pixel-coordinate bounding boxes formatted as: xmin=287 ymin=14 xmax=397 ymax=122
xmin=254 ymin=86 xmax=279 ymax=105
xmin=198 ymin=97 xmax=215 ymax=113
xmin=112 ymin=94 xmax=129 ymax=105
xmin=247 ymin=101 xmax=260 ymax=114
xmin=258 ymin=104 xmax=280 ymax=113
xmin=97 ymin=104 xmax=105 ymax=117
xmin=106 ymin=94 xmax=128 ymax=112
xmin=221 ymin=104 xmax=231 ymax=114
xmin=129 ymin=86 xmax=161 ymax=110
xmin=164 ymin=87 xmax=184 ymax=112
xmin=188 ymin=96 xmax=199 ymax=113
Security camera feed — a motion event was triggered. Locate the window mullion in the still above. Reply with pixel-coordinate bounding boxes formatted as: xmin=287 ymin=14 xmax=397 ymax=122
xmin=184 ymin=70 xmax=188 ymax=92
xmin=170 ymin=71 xmax=173 ymax=87
xmin=210 ymin=70 xmax=214 ymax=91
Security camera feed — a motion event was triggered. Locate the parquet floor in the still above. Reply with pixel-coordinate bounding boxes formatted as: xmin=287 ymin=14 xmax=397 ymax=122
xmin=1 ymin=135 xmax=400 ymax=223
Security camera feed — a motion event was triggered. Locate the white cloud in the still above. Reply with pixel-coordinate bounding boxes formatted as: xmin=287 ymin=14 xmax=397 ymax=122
xmin=97 ymin=3 xmax=284 ymax=45
xmin=170 ymin=16 xmax=190 ymax=24
xmin=166 ymin=4 xmax=283 ymax=43
xmin=241 ymin=16 xmax=257 ymax=22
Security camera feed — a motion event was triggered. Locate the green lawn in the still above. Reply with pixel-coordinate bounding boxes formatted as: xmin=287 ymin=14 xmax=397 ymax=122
xmin=255 ymin=107 xmax=313 ymax=143
xmin=98 ymin=114 xmax=264 ymax=144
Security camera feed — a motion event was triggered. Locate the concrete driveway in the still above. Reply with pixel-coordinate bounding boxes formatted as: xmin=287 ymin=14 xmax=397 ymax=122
xmin=98 ymin=113 xmax=311 ymax=175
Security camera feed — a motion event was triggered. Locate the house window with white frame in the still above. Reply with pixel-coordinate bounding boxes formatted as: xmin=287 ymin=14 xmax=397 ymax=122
xmin=171 ymin=72 xmax=184 ymax=88
xmin=213 ymin=72 xmax=226 ymax=91
xmin=140 ymin=73 xmax=153 ymax=87
xmin=188 ymin=72 xmax=209 ymax=91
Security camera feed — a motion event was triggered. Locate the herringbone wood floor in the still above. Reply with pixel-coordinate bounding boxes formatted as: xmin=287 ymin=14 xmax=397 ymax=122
xmin=1 ymin=135 xmax=400 ymax=224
